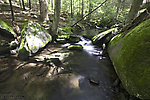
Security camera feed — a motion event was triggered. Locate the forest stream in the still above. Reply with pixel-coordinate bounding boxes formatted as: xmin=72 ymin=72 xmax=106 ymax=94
xmin=50 ymin=36 xmax=117 ymax=100
xmin=0 ymin=35 xmax=118 ymax=100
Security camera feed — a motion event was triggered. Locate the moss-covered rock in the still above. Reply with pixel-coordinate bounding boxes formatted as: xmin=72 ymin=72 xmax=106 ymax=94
xmin=0 ymin=20 xmax=17 ymax=41
xmin=108 ymin=19 xmax=150 ymax=99
xmin=18 ymin=21 xmax=52 ymax=60
xmin=92 ymin=28 xmax=117 ymax=46
xmin=56 ymin=34 xmax=80 ymax=44
xmin=67 ymin=44 xmax=83 ymax=51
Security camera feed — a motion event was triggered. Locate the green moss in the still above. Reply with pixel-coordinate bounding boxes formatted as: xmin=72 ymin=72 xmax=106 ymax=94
xmin=56 ymin=38 xmax=67 ymax=44
xmin=108 ymin=33 xmax=124 ymax=48
xmin=18 ymin=21 xmax=52 ymax=60
xmin=68 ymin=44 xmax=83 ymax=51
xmin=92 ymin=28 xmax=117 ymax=45
xmin=0 ymin=20 xmax=16 ymax=37
xmin=108 ymin=19 xmax=150 ymax=99
xmin=58 ymin=34 xmax=70 ymax=39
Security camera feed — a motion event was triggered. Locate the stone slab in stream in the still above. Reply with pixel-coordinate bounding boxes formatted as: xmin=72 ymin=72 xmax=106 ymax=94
xmin=18 ymin=21 xmax=52 ymax=60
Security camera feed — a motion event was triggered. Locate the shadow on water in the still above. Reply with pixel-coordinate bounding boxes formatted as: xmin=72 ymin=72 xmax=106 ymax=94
xmin=48 ymin=36 xmax=117 ymax=100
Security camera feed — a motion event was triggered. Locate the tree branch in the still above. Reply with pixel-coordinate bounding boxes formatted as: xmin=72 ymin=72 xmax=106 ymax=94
xmin=71 ymin=0 xmax=108 ymax=27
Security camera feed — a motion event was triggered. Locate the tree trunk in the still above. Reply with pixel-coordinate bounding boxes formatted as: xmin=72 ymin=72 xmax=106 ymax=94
xmin=22 ymin=0 xmax=25 ymax=10
xmin=116 ymin=0 xmax=121 ymax=22
xmin=88 ymin=0 xmax=92 ymax=20
xmin=51 ymin=0 xmax=54 ymax=10
xmin=9 ymin=0 xmax=14 ymax=24
xmin=19 ymin=0 xmax=22 ymax=8
xmin=29 ymin=0 xmax=31 ymax=10
xmin=52 ymin=0 xmax=61 ymax=35
xmin=39 ymin=0 xmax=49 ymax=22
xmin=126 ymin=0 xmax=143 ymax=23
xmin=71 ymin=0 xmax=73 ymax=18
xmin=81 ymin=0 xmax=84 ymax=18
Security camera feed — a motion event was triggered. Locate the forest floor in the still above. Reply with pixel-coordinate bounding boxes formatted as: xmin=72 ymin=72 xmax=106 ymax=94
xmin=0 ymin=2 xmax=40 ymax=28
xmin=0 ymin=2 xmax=69 ymax=97
xmin=0 ymin=2 xmax=67 ymax=29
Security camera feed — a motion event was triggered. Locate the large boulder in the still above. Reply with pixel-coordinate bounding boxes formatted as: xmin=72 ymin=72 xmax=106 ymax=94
xmin=0 ymin=20 xmax=17 ymax=41
xmin=108 ymin=19 xmax=150 ymax=99
xmin=18 ymin=21 xmax=52 ymax=60
xmin=0 ymin=20 xmax=18 ymax=55
xmin=92 ymin=28 xmax=117 ymax=46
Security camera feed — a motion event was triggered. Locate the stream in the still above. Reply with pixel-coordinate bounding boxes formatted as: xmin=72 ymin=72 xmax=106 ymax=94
xmin=44 ymin=36 xmax=117 ymax=100
xmin=0 ymin=35 xmax=119 ymax=100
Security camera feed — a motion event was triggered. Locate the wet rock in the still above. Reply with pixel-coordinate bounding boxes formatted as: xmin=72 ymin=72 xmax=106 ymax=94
xmin=68 ymin=35 xmax=81 ymax=43
xmin=108 ymin=19 xmax=150 ymax=99
xmin=56 ymin=38 xmax=67 ymax=44
xmin=88 ymin=78 xmax=99 ymax=86
xmin=10 ymin=50 xmax=17 ymax=55
xmin=92 ymin=50 xmax=103 ymax=56
xmin=18 ymin=21 xmax=52 ymax=60
xmin=92 ymin=28 xmax=117 ymax=46
xmin=56 ymin=34 xmax=80 ymax=44
xmin=67 ymin=44 xmax=83 ymax=51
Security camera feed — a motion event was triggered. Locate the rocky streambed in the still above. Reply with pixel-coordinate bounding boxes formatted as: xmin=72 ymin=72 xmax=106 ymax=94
xmin=0 ymin=20 xmax=142 ymax=100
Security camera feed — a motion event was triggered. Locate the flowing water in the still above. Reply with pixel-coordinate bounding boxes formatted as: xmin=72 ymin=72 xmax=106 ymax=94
xmin=45 ymin=36 xmax=117 ymax=100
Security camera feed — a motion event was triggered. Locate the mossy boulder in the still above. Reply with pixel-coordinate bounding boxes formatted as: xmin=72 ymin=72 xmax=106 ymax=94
xmin=92 ymin=28 xmax=117 ymax=46
xmin=56 ymin=34 xmax=80 ymax=44
xmin=108 ymin=19 xmax=150 ymax=99
xmin=0 ymin=20 xmax=17 ymax=41
xmin=18 ymin=21 xmax=52 ymax=60
xmin=0 ymin=20 xmax=18 ymax=55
